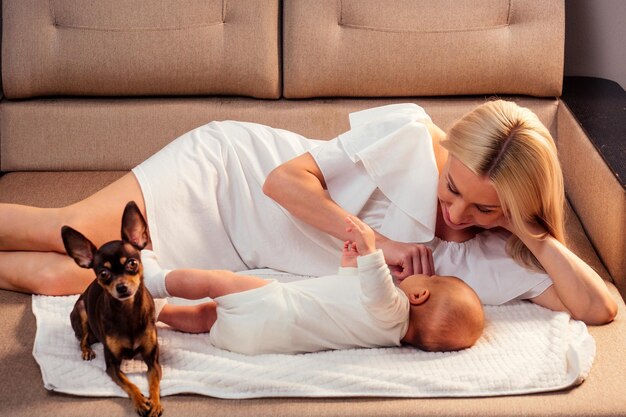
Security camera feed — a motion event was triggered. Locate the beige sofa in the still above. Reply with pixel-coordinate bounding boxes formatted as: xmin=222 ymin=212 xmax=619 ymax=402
xmin=1 ymin=1 xmax=625 ymax=416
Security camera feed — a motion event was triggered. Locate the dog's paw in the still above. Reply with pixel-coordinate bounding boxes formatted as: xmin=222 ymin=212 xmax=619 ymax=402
xmin=132 ymin=395 xmax=152 ymax=416
xmin=147 ymin=400 xmax=163 ymax=417
xmin=81 ymin=348 xmax=96 ymax=361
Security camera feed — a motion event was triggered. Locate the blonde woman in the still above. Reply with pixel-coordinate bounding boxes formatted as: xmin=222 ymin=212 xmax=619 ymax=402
xmin=0 ymin=101 xmax=616 ymax=325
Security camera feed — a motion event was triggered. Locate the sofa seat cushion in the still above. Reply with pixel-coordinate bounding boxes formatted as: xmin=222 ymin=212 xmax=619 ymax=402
xmin=0 ymin=170 xmax=625 ymax=416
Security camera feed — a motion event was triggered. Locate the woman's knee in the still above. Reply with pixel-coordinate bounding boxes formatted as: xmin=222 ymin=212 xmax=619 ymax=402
xmin=36 ymin=259 xmax=93 ymax=296
xmin=63 ymin=173 xmax=148 ymax=248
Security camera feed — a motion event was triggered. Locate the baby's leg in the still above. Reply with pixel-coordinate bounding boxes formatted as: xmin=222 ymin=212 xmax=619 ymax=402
xmin=158 ymin=302 xmax=217 ymax=333
xmin=142 ymin=249 xmax=268 ymax=299
xmin=155 ymin=270 xmax=268 ymax=333
xmin=165 ymin=269 xmax=269 ymax=300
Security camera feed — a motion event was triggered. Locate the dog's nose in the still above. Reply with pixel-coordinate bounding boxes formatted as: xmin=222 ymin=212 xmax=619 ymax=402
xmin=116 ymin=284 xmax=128 ymax=295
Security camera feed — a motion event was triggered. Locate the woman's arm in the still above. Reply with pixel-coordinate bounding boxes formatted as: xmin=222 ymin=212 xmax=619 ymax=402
xmin=508 ymin=222 xmax=617 ymax=325
xmin=263 ymin=152 xmax=351 ymax=239
xmin=263 ymin=153 xmax=435 ymax=278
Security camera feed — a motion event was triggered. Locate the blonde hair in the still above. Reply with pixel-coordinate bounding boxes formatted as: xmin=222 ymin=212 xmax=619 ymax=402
xmin=441 ymin=100 xmax=565 ymax=272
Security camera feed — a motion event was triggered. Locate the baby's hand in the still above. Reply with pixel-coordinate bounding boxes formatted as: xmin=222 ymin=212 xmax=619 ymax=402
xmin=344 ymin=215 xmax=376 ymax=256
xmin=341 ymin=241 xmax=359 ymax=267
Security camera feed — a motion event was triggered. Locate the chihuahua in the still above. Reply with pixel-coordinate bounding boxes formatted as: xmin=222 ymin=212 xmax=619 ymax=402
xmin=63 ymin=201 xmax=162 ymax=417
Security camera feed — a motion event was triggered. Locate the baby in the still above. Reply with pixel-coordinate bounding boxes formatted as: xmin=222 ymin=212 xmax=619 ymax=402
xmin=144 ymin=215 xmax=485 ymax=355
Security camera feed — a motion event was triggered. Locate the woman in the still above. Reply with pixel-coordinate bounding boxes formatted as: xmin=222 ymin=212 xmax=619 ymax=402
xmin=0 ymin=101 xmax=616 ymax=325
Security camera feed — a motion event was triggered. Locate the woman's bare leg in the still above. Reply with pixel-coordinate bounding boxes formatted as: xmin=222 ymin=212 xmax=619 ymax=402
xmin=0 ymin=173 xmax=147 ymax=294
xmin=0 ymin=251 xmax=93 ymax=295
xmin=0 ymin=172 xmax=146 ymax=252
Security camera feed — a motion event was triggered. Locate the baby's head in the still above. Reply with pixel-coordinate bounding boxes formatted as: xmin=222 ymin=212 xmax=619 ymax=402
xmin=399 ymin=274 xmax=484 ymax=352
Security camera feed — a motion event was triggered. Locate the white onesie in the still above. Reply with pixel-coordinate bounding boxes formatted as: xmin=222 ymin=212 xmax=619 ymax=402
xmin=208 ymin=250 xmax=410 ymax=355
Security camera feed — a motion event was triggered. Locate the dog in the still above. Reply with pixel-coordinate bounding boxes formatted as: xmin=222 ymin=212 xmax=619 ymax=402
xmin=63 ymin=201 xmax=162 ymax=417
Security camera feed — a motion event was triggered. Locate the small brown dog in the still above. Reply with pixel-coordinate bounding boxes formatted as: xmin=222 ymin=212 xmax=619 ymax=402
xmin=63 ymin=201 xmax=162 ymax=417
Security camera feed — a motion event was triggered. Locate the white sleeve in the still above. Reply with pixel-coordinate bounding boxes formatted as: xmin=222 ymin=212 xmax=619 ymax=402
xmin=356 ymin=250 xmax=409 ymax=325
xmin=310 ymin=104 xmax=439 ymax=243
xmin=309 ymin=138 xmax=377 ymax=215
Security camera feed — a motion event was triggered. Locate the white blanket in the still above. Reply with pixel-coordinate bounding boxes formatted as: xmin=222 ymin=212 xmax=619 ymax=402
xmin=32 ymin=284 xmax=595 ymax=399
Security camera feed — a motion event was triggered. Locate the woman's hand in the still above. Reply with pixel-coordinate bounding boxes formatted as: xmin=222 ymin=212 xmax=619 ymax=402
xmin=376 ymin=237 xmax=435 ymax=280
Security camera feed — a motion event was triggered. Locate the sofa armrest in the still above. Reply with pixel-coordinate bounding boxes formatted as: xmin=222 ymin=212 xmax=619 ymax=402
xmin=558 ymin=77 xmax=626 ymax=298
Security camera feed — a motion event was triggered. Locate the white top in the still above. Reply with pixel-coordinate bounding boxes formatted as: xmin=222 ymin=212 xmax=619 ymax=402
xmin=430 ymin=230 xmax=553 ymax=305
xmin=310 ymin=104 xmax=552 ymax=304
xmin=134 ymin=102 xmax=552 ymax=305
xmin=209 ymin=250 xmax=410 ymax=355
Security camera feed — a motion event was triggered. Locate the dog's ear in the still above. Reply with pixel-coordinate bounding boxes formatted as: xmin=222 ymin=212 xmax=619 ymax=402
xmin=121 ymin=201 xmax=149 ymax=250
xmin=61 ymin=226 xmax=97 ymax=269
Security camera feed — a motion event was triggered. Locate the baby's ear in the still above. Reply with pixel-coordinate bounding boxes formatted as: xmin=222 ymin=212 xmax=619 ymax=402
xmin=408 ymin=289 xmax=430 ymax=306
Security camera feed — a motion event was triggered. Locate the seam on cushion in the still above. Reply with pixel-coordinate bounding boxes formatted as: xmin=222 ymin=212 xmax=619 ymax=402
xmin=507 ymin=0 xmax=512 ymax=25
xmin=50 ymin=21 xmax=224 ymax=32
xmin=49 ymin=0 xmax=225 ymax=32
xmin=338 ymin=0 xmax=511 ymax=34
xmin=337 ymin=23 xmax=510 ymax=34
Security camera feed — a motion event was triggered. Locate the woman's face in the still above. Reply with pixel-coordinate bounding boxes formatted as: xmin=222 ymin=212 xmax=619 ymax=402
xmin=437 ymin=156 xmax=504 ymax=230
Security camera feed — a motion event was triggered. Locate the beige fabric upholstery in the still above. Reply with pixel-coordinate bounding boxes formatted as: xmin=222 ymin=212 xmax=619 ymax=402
xmin=1 ymin=0 xmax=280 ymax=99
xmin=558 ymin=104 xmax=626 ymax=295
xmin=0 ymin=170 xmax=624 ymax=417
xmin=1 ymin=1 xmax=624 ymax=416
xmin=283 ymin=0 xmax=564 ymax=98
xmin=0 ymin=97 xmax=558 ymax=171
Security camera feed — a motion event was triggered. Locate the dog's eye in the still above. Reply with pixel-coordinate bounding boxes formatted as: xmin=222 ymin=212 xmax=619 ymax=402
xmin=98 ymin=269 xmax=110 ymax=281
xmin=126 ymin=258 xmax=139 ymax=272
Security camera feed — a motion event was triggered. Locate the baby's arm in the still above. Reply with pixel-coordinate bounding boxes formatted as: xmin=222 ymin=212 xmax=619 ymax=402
xmin=343 ymin=216 xmax=408 ymax=323
xmin=357 ymin=250 xmax=408 ymax=324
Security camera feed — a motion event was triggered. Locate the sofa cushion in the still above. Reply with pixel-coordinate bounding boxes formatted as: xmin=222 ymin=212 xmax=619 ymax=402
xmin=283 ymin=0 xmax=564 ymax=98
xmin=1 ymin=0 xmax=280 ymax=99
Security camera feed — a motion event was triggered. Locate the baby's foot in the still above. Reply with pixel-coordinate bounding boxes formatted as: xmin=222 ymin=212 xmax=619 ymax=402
xmin=140 ymin=249 xmax=171 ymax=299
xmin=341 ymin=241 xmax=359 ymax=268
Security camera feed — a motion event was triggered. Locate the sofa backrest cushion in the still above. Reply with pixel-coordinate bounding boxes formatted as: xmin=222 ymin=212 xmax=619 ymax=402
xmin=1 ymin=0 xmax=280 ymax=99
xmin=0 ymin=97 xmax=559 ymax=171
xmin=283 ymin=0 xmax=565 ymax=98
